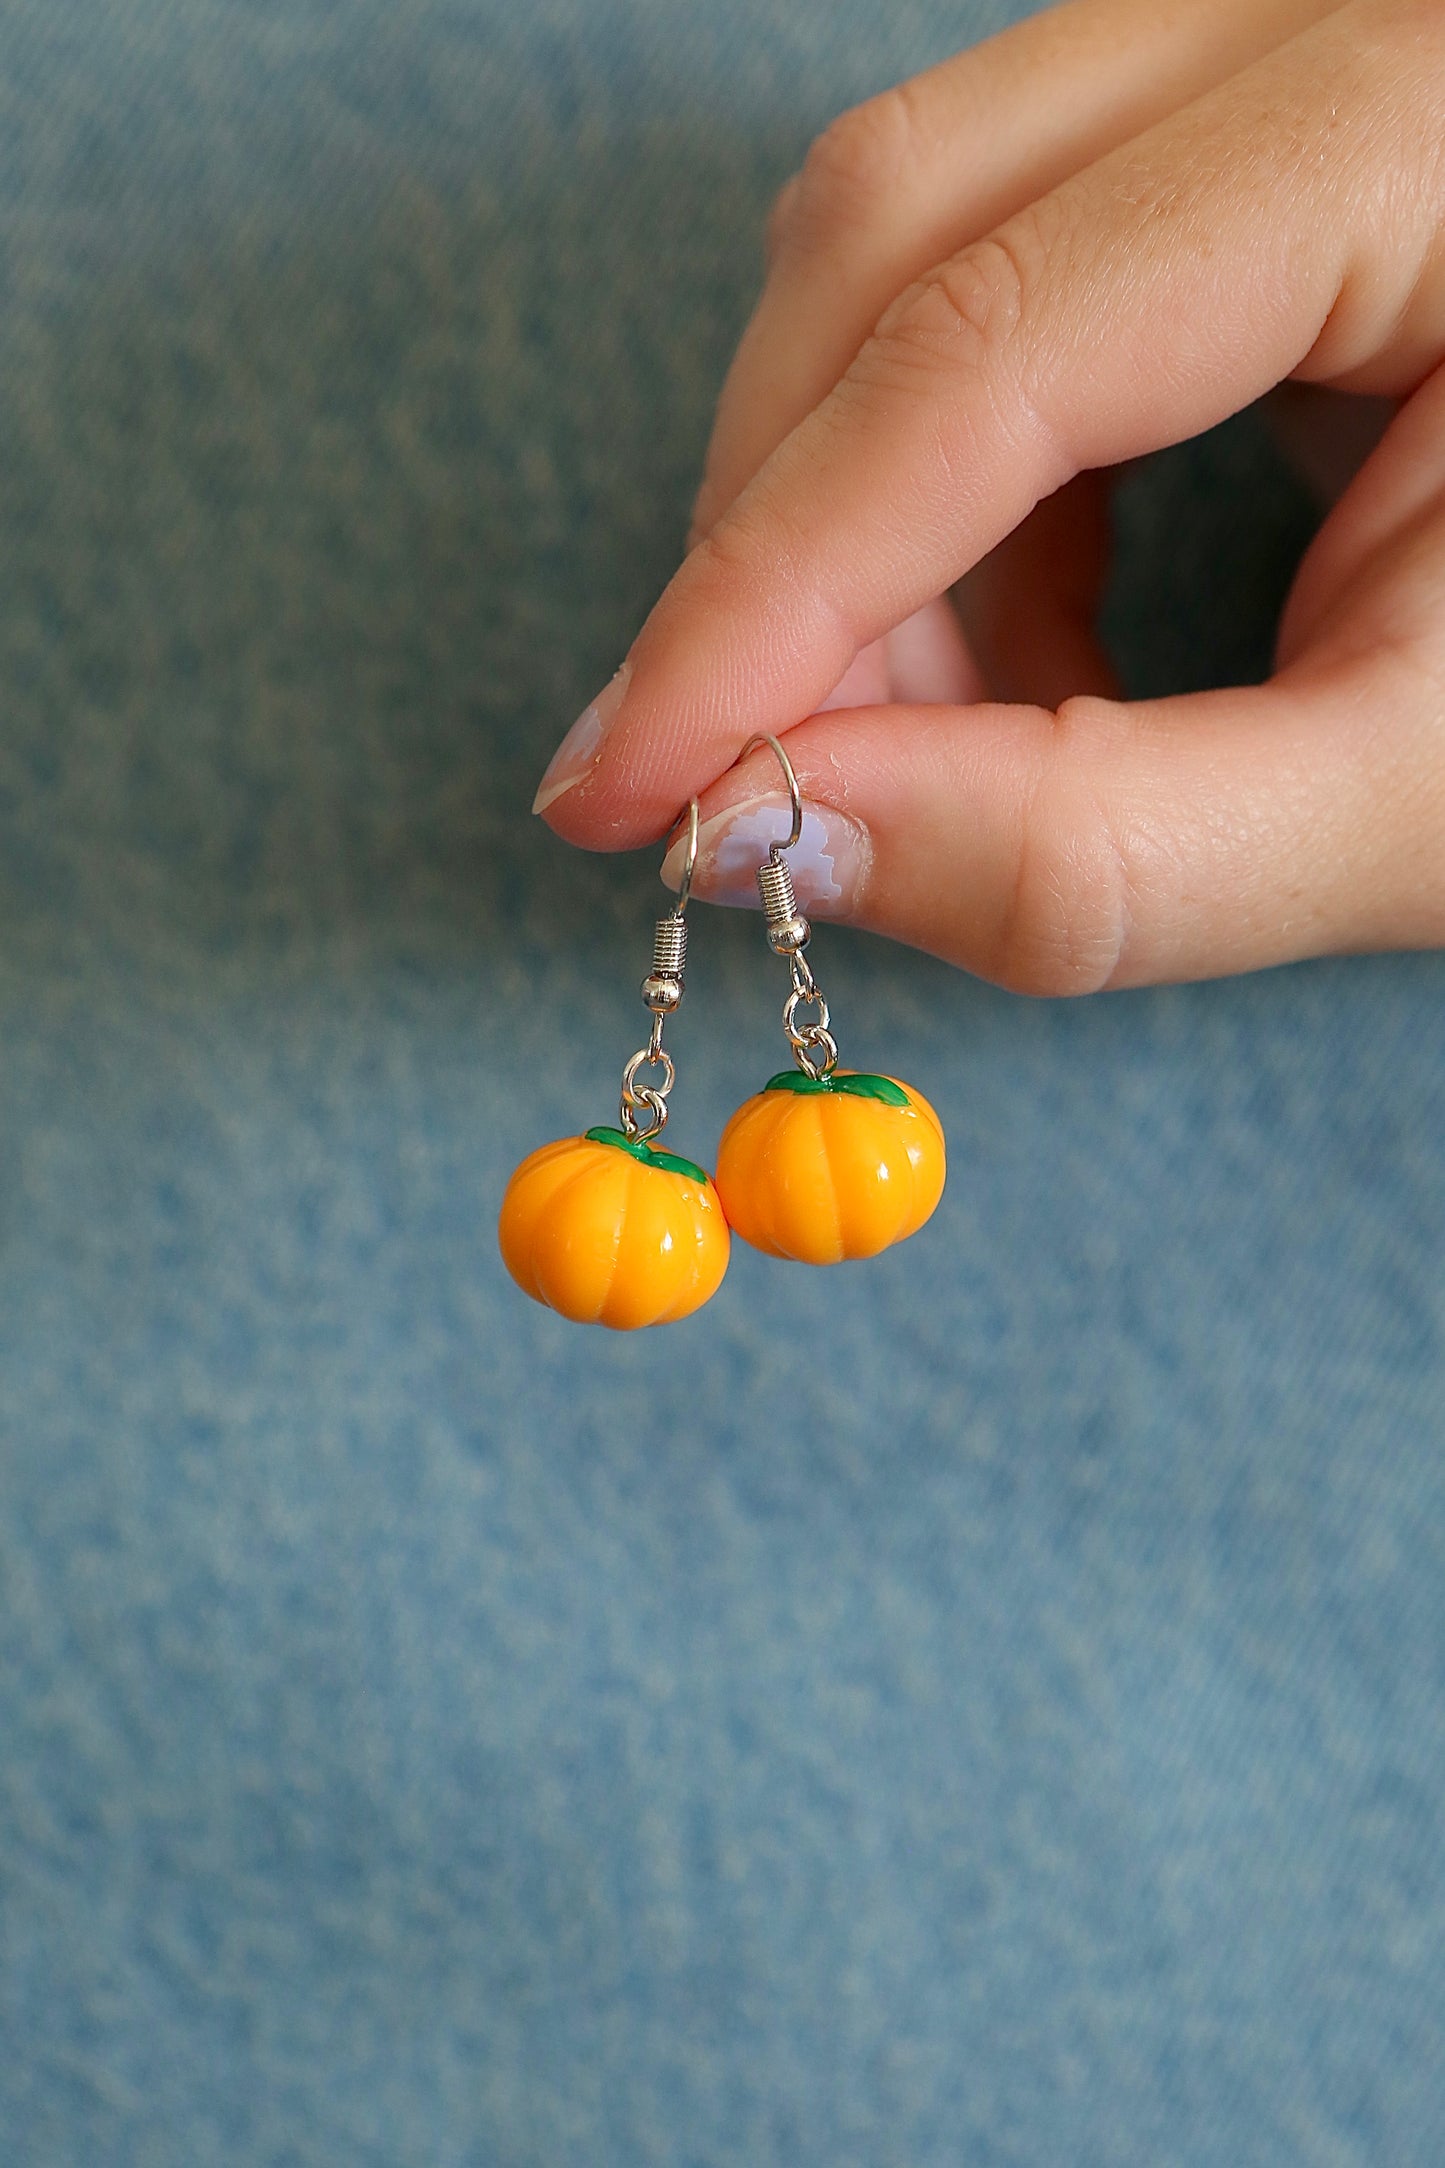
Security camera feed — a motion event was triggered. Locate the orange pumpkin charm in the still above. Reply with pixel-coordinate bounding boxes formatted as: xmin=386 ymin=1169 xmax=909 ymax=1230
xmin=715 ymin=1071 xmax=945 ymax=1265
xmin=499 ymin=1126 xmax=730 ymax=1329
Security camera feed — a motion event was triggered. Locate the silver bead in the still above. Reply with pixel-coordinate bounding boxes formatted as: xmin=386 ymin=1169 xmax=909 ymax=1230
xmin=766 ymin=915 xmax=811 ymax=954
xmin=641 ymin=972 xmax=684 ymax=1012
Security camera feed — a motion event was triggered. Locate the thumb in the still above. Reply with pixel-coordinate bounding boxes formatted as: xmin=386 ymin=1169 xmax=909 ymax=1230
xmin=667 ymin=355 xmax=1445 ymax=992
xmin=664 ymin=657 xmax=1445 ymax=992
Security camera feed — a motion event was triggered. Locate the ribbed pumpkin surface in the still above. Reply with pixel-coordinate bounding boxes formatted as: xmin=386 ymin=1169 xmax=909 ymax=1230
xmin=715 ymin=1073 xmax=945 ymax=1264
xmin=499 ymin=1134 xmax=730 ymax=1328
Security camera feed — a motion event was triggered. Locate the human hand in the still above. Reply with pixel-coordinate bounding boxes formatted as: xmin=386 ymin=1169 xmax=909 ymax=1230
xmin=535 ymin=0 xmax=1445 ymax=993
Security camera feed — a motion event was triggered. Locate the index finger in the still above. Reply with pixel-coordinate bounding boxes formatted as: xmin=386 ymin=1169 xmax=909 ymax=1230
xmin=692 ymin=0 xmax=1339 ymax=540
xmin=539 ymin=0 xmax=1445 ymax=849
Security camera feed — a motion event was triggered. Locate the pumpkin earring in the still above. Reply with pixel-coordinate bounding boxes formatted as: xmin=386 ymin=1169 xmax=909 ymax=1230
xmin=713 ymin=736 xmax=946 ymax=1265
xmin=498 ymin=801 xmax=730 ymax=1328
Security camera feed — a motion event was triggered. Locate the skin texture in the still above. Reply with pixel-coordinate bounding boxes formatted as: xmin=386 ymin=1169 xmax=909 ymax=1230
xmin=498 ymin=1135 xmax=731 ymax=1329
xmin=714 ymin=1075 xmax=947 ymax=1264
xmin=537 ymin=0 xmax=1445 ymax=993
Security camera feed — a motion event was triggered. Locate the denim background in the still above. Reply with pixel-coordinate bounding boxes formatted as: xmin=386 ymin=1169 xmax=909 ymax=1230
xmin=1 ymin=2 xmax=1442 ymax=2163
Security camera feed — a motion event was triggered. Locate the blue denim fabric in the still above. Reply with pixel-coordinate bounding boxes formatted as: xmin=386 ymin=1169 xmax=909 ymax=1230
xmin=0 ymin=3 xmax=1442 ymax=2163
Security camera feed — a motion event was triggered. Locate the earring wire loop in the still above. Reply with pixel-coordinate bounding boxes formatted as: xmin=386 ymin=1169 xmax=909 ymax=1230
xmin=664 ymin=797 xmax=700 ymax=912
xmin=738 ymin=732 xmax=803 ymax=855
xmin=735 ymin=732 xmax=841 ymax=1080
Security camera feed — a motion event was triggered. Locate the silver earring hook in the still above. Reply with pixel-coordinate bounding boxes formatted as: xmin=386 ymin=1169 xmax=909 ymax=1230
xmin=663 ymin=797 xmax=700 ymax=913
xmin=625 ymin=796 xmax=699 ymax=1141
xmin=737 ymin=732 xmax=839 ymax=1080
xmin=738 ymin=732 xmax=803 ymax=856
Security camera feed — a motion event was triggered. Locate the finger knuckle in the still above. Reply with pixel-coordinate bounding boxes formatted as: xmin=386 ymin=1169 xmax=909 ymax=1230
xmin=866 ymin=228 xmax=1035 ymax=395
xmin=991 ymin=698 xmax=1137 ymax=998
xmin=685 ymin=517 xmax=760 ymax=603
xmin=683 ymin=503 xmax=800 ymax=618
xmin=791 ymin=88 xmax=923 ymax=250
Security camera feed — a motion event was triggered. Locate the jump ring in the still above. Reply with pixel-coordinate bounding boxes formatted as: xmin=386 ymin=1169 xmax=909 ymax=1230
xmin=794 ymin=1027 xmax=838 ymax=1081
xmin=621 ymin=1085 xmax=669 ymax=1139
xmin=783 ymin=987 xmax=830 ymax=1040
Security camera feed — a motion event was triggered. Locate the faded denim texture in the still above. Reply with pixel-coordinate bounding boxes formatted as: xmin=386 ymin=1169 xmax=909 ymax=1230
xmin=0 ymin=2 xmax=1442 ymax=2163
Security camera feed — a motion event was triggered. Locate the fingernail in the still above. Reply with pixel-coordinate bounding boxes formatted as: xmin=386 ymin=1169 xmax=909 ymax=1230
xmin=532 ymin=662 xmax=632 ymax=815
xmin=662 ymin=793 xmax=871 ymax=917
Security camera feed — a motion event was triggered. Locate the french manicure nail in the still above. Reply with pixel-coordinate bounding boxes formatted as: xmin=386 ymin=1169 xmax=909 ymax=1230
xmin=662 ymin=794 xmax=871 ymax=917
xmin=532 ymin=662 xmax=632 ymax=815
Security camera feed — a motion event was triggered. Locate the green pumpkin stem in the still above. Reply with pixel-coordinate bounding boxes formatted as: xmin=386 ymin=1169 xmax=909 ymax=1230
xmin=583 ymin=1125 xmax=710 ymax=1186
xmin=762 ymin=1070 xmax=910 ymax=1107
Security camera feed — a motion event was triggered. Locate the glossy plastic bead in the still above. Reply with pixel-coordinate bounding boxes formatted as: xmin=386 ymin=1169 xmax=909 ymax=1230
xmin=714 ymin=1071 xmax=945 ymax=1264
xmin=498 ymin=1126 xmax=730 ymax=1329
